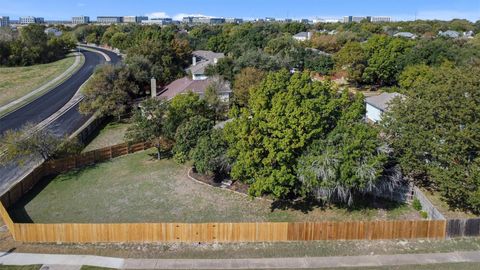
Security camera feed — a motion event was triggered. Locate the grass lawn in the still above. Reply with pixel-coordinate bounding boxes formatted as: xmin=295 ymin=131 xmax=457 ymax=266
xmin=0 ymin=54 xmax=81 ymax=109
xmin=10 ymin=149 xmax=418 ymax=223
xmin=0 ymin=266 xmax=40 ymax=270
xmin=82 ymin=121 xmax=131 ymax=152
xmin=420 ymin=188 xmax=477 ymax=219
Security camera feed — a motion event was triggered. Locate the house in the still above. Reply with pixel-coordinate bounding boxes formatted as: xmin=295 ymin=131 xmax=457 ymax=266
xmin=44 ymin=27 xmax=62 ymax=37
xmin=188 ymin=50 xmax=225 ymax=81
xmin=293 ymin=31 xmax=312 ymax=42
xmin=365 ymin=92 xmax=403 ymax=123
xmin=159 ymin=76 xmax=232 ymax=102
xmin=394 ymin=32 xmax=416 ymax=39
xmin=438 ymin=30 xmax=460 ymax=39
xmin=464 ymin=30 xmax=475 ymax=39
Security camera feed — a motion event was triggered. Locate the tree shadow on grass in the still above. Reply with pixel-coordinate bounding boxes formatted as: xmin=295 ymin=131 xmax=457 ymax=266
xmin=270 ymin=195 xmax=407 ymax=215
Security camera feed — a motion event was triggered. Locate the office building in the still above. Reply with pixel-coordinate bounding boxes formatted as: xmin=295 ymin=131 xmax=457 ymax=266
xmin=20 ymin=16 xmax=44 ymax=24
xmin=123 ymin=16 xmax=148 ymax=23
xmin=344 ymin=16 xmax=391 ymax=23
xmin=0 ymin=16 xmax=9 ymax=27
xmin=97 ymin=16 xmax=123 ymax=24
xmin=225 ymin=18 xmax=243 ymax=24
xmin=72 ymin=16 xmax=90 ymax=24
xmin=142 ymin=18 xmax=173 ymax=25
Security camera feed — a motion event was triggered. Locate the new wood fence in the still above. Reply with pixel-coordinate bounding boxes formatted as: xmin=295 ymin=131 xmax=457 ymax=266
xmin=0 ymin=141 xmax=470 ymax=244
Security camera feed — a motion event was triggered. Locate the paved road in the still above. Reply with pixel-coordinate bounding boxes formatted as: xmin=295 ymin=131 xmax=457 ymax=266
xmin=0 ymin=46 xmax=120 ymax=135
xmin=0 ymin=46 xmax=121 ymax=194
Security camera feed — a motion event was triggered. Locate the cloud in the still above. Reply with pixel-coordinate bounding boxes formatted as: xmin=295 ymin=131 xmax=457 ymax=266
xmin=146 ymin=11 xmax=215 ymax=21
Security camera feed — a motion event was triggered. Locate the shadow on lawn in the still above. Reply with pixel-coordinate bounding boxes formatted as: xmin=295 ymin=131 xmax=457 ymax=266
xmin=7 ymin=175 xmax=61 ymax=223
xmin=270 ymin=195 xmax=407 ymax=214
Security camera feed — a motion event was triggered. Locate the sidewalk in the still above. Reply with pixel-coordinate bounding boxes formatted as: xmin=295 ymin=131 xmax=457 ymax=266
xmin=0 ymin=251 xmax=479 ymax=269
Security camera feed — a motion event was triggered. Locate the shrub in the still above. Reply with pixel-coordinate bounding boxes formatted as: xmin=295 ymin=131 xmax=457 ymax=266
xmin=412 ymin=198 xmax=422 ymax=211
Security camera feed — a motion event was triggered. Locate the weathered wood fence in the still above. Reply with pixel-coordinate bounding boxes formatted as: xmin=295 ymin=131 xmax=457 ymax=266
xmin=0 ymin=141 xmax=477 ymax=244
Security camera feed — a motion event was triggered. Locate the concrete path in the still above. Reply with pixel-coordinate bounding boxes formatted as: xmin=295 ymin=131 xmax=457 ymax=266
xmin=0 ymin=251 xmax=479 ymax=269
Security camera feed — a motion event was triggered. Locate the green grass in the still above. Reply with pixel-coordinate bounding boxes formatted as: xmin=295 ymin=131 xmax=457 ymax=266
xmin=0 ymin=53 xmax=83 ymax=115
xmin=276 ymin=264 xmax=480 ymax=270
xmin=82 ymin=121 xmax=131 ymax=152
xmin=0 ymin=266 xmax=41 ymax=270
xmin=9 ymin=149 xmax=418 ymax=223
xmin=420 ymin=188 xmax=477 ymax=219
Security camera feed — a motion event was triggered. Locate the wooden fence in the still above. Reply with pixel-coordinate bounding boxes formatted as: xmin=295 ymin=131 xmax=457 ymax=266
xmin=0 ymin=141 xmax=471 ymax=244
xmin=0 ymin=141 xmax=151 ymax=209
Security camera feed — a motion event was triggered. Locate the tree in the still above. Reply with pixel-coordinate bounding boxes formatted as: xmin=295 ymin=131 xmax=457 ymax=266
xmin=225 ymin=70 xmax=364 ymax=198
xmin=125 ymin=98 xmax=172 ymax=159
xmin=362 ymin=35 xmax=414 ymax=86
xmin=172 ymin=116 xmax=214 ymax=163
xmin=204 ymin=76 xmax=231 ymax=120
xmin=233 ymin=67 xmax=266 ymax=107
xmin=191 ymin=129 xmax=229 ymax=175
xmin=164 ymin=92 xmax=213 ymax=139
xmin=80 ymin=65 xmax=139 ymax=119
xmin=297 ymin=123 xmax=398 ymax=206
xmin=0 ymin=123 xmax=80 ymax=165
xmin=334 ymin=41 xmax=367 ymax=85
xmin=382 ymin=65 xmax=480 ymax=213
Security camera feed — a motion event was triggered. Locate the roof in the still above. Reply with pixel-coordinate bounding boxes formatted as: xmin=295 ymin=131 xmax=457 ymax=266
xmin=158 ymin=76 xmax=231 ymax=100
xmin=187 ymin=50 xmax=225 ymax=75
xmin=293 ymin=32 xmax=309 ymax=38
xmin=438 ymin=30 xmax=460 ymax=38
xmin=394 ymin=32 xmax=415 ymax=38
xmin=365 ymin=92 xmax=403 ymax=112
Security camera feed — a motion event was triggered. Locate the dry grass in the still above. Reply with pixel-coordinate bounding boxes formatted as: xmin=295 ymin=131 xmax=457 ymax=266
xmin=9 ymin=149 xmax=418 ymax=224
xmin=0 ymin=55 xmax=77 ymax=107
xmin=420 ymin=188 xmax=477 ymax=219
xmin=82 ymin=121 xmax=131 ymax=152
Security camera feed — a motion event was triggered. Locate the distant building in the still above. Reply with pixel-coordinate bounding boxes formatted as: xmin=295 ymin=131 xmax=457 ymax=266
xmin=438 ymin=30 xmax=461 ymax=39
xmin=20 ymin=16 xmax=44 ymax=24
xmin=292 ymin=31 xmax=312 ymax=42
xmin=225 ymin=18 xmax=243 ymax=24
xmin=72 ymin=16 xmax=90 ymax=24
xmin=142 ymin=18 xmax=173 ymax=25
xmin=45 ymin=20 xmax=71 ymax=25
xmin=365 ymin=92 xmax=403 ymax=123
xmin=97 ymin=16 xmax=123 ymax=24
xmin=300 ymin=19 xmax=311 ymax=24
xmin=0 ymin=16 xmax=9 ymax=27
xmin=44 ymin=27 xmax=62 ymax=37
xmin=123 ymin=16 xmax=148 ymax=23
xmin=188 ymin=50 xmax=225 ymax=81
xmin=343 ymin=16 xmax=390 ymax=23
xmin=394 ymin=32 xmax=416 ymax=39
xmin=464 ymin=30 xmax=475 ymax=39
xmin=265 ymin=17 xmax=276 ymax=22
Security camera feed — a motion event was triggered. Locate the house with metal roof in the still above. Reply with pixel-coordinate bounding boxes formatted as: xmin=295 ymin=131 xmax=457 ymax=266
xmin=394 ymin=32 xmax=416 ymax=39
xmin=438 ymin=30 xmax=461 ymax=39
xmin=293 ymin=31 xmax=312 ymax=41
xmin=365 ymin=92 xmax=403 ymax=123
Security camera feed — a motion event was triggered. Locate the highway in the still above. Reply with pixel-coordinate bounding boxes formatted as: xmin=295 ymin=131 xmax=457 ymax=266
xmin=0 ymin=46 xmax=121 ymax=194
xmin=0 ymin=46 xmax=121 ymax=135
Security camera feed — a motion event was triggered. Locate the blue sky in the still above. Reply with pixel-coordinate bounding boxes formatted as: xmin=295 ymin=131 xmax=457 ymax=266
xmin=1 ymin=0 xmax=479 ymax=21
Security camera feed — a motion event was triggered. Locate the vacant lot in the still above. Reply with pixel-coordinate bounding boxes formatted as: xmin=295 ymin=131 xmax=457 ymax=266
xmin=82 ymin=121 xmax=131 ymax=152
xmin=0 ymin=55 xmax=79 ymax=107
xmin=9 ymin=149 xmax=418 ymax=223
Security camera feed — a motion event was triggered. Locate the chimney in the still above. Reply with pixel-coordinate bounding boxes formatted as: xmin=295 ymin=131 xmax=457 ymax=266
xmin=192 ymin=56 xmax=197 ymax=66
xmin=307 ymin=31 xmax=312 ymax=40
xmin=151 ymin=77 xmax=157 ymax=98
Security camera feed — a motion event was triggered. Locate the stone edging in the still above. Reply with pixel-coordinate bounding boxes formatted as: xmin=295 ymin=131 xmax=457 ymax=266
xmin=186 ymin=167 xmax=273 ymax=202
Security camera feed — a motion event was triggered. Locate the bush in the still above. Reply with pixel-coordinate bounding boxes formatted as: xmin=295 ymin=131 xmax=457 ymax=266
xmin=412 ymin=198 xmax=422 ymax=211
xmin=420 ymin=211 xmax=428 ymax=219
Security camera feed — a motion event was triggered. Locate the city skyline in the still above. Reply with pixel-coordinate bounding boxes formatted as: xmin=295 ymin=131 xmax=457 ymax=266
xmin=0 ymin=0 xmax=479 ymax=22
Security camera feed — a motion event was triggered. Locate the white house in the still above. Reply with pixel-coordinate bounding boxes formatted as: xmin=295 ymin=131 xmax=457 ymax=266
xmin=293 ymin=31 xmax=312 ymax=42
xmin=365 ymin=92 xmax=403 ymax=123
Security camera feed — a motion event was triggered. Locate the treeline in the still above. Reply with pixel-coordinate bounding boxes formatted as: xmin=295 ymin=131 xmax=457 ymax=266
xmin=0 ymin=25 xmax=76 ymax=66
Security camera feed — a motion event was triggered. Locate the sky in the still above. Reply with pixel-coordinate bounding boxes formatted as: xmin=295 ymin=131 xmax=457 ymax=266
xmin=1 ymin=0 xmax=479 ymax=22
